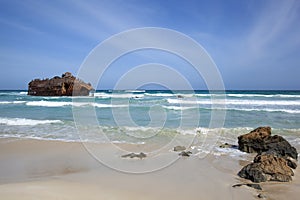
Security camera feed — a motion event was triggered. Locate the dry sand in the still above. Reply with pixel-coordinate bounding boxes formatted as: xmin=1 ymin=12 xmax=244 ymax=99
xmin=0 ymin=138 xmax=299 ymax=200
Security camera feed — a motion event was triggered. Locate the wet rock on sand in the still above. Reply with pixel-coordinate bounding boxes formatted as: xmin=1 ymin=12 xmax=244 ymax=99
xmin=232 ymin=183 xmax=262 ymax=190
xmin=178 ymin=151 xmax=192 ymax=157
xmin=238 ymin=126 xmax=271 ymax=153
xmin=238 ymin=127 xmax=298 ymax=160
xmin=237 ymin=126 xmax=298 ymax=183
xmin=257 ymin=193 xmax=267 ymax=199
xmin=121 ymin=152 xmax=147 ymax=159
xmin=173 ymin=146 xmax=186 ymax=151
xmin=238 ymin=154 xmax=294 ymax=182
xmin=219 ymin=143 xmax=238 ymax=149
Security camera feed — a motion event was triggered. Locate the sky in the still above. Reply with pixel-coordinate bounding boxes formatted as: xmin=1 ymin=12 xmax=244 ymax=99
xmin=0 ymin=0 xmax=299 ymax=90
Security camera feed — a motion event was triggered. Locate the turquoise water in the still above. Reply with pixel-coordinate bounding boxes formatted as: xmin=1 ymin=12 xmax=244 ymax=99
xmin=0 ymin=90 xmax=299 ymax=148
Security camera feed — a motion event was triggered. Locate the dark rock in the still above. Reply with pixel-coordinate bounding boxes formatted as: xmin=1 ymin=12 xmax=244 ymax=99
xmin=28 ymin=72 xmax=93 ymax=96
xmin=286 ymin=158 xmax=298 ymax=169
xmin=261 ymin=150 xmax=298 ymax=169
xmin=263 ymin=135 xmax=298 ymax=160
xmin=269 ymin=173 xmax=292 ymax=182
xmin=173 ymin=146 xmax=186 ymax=151
xmin=121 ymin=152 xmax=146 ymax=159
xmin=177 ymin=95 xmax=184 ymax=98
xmin=219 ymin=143 xmax=238 ymax=149
xmin=238 ymin=126 xmax=271 ymax=153
xmin=238 ymin=163 xmax=268 ymax=182
xmin=257 ymin=193 xmax=267 ymax=199
xmin=238 ymin=127 xmax=298 ymax=160
xmin=232 ymin=183 xmax=262 ymax=190
xmin=238 ymin=154 xmax=293 ymax=183
xmin=179 ymin=151 xmax=192 ymax=157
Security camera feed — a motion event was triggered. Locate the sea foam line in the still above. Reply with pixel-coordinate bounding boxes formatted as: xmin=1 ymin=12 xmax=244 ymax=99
xmin=0 ymin=101 xmax=26 ymax=104
xmin=94 ymin=93 xmax=144 ymax=99
xmin=167 ymin=98 xmax=300 ymax=106
xmin=0 ymin=117 xmax=63 ymax=126
xmin=225 ymin=107 xmax=300 ymax=114
xmin=162 ymin=105 xmax=194 ymax=111
xmin=227 ymin=94 xmax=300 ymax=98
xmin=26 ymin=101 xmax=73 ymax=107
xmin=25 ymin=100 xmax=128 ymax=108
xmin=163 ymin=104 xmax=300 ymax=114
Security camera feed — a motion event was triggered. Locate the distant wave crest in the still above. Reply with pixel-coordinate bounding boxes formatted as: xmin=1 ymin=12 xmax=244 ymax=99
xmin=0 ymin=117 xmax=62 ymax=126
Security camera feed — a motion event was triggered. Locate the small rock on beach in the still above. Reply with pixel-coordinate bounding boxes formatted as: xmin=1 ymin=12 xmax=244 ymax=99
xmin=173 ymin=146 xmax=186 ymax=151
xmin=121 ymin=152 xmax=147 ymax=159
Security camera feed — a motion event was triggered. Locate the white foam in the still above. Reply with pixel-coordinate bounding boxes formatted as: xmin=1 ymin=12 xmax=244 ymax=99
xmin=0 ymin=101 xmax=26 ymax=104
xmin=145 ymin=93 xmax=174 ymax=97
xmin=167 ymin=99 xmax=181 ymax=104
xmin=19 ymin=92 xmax=28 ymax=95
xmin=26 ymin=101 xmax=73 ymax=107
xmin=194 ymin=94 xmax=211 ymax=97
xmin=94 ymin=93 xmax=144 ymax=99
xmin=167 ymin=98 xmax=300 ymax=106
xmin=162 ymin=105 xmax=194 ymax=111
xmin=94 ymin=103 xmax=127 ymax=108
xmin=145 ymin=93 xmax=195 ymax=98
xmin=213 ymin=147 xmax=247 ymax=157
xmin=227 ymin=94 xmax=300 ymax=98
xmin=227 ymin=107 xmax=300 ymax=114
xmin=25 ymin=100 xmax=129 ymax=108
xmin=93 ymin=92 xmax=111 ymax=98
xmin=122 ymin=126 xmax=159 ymax=132
xmin=0 ymin=117 xmax=62 ymax=126
xmin=162 ymin=103 xmax=300 ymax=114
xmin=124 ymin=90 xmax=145 ymax=93
xmin=227 ymin=94 xmax=271 ymax=98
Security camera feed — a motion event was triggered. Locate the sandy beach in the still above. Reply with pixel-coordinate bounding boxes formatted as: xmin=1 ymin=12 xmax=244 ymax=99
xmin=0 ymin=138 xmax=298 ymax=200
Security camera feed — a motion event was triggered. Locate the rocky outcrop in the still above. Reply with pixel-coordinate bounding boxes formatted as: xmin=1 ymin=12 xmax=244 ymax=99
xmin=238 ymin=154 xmax=294 ymax=182
xmin=28 ymin=72 xmax=93 ymax=96
xmin=238 ymin=127 xmax=298 ymax=160
xmin=237 ymin=126 xmax=298 ymax=183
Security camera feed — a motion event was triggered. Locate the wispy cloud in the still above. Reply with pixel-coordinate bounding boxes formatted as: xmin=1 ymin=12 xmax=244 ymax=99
xmin=247 ymin=0 xmax=300 ymax=59
xmin=15 ymin=0 xmax=154 ymax=42
xmin=0 ymin=18 xmax=44 ymax=35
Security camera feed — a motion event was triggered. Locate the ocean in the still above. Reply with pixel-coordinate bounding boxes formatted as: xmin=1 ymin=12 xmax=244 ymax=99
xmin=0 ymin=90 xmax=299 ymax=155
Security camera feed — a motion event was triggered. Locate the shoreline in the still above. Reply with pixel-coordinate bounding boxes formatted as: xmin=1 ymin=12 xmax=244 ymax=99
xmin=0 ymin=138 xmax=299 ymax=199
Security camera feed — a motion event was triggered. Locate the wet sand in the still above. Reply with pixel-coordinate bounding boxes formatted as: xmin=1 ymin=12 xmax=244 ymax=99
xmin=0 ymin=138 xmax=299 ymax=200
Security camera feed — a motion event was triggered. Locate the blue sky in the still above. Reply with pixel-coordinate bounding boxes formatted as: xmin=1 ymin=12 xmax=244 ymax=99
xmin=0 ymin=0 xmax=299 ymax=90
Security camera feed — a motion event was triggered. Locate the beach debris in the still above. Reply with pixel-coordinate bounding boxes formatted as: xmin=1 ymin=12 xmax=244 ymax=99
xmin=173 ymin=146 xmax=186 ymax=151
xmin=232 ymin=183 xmax=262 ymax=190
xmin=121 ymin=152 xmax=147 ymax=159
xmin=178 ymin=151 xmax=192 ymax=157
xmin=237 ymin=126 xmax=298 ymax=183
xmin=28 ymin=72 xmax=94 ymax=96
xmin=219 ymin=143 xmax=238 ymax=149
